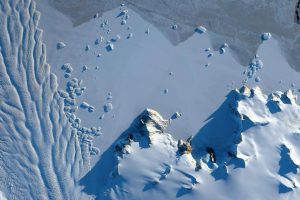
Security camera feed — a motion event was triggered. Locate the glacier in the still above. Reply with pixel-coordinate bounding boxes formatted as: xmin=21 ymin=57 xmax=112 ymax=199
xmin=1 ymin=0 xmax=300 ymax=199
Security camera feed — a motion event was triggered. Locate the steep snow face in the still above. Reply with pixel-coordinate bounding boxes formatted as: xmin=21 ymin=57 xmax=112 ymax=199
xmin=47 ymin=0 xmax=300 ymax=72
xmin=80 ymin=87 xmax=300 ymax=199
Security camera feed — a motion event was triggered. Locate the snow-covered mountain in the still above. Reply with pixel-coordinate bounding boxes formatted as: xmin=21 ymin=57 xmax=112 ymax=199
xmin=80 ymin=87 xmax=300 ymax=199
xmin=1 ymin=0 xmax=300 ymax=199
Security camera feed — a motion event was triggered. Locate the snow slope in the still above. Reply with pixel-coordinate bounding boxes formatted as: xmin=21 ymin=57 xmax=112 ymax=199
xmin=81 ymin=87 xmax=300 ymax=200
xmin=1 ymin=0 xmax=300 ymax=199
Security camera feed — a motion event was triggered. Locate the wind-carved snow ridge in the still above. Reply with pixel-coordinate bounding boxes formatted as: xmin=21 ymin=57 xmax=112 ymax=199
xmin=0 ymin=0 xmax=87 ymax=199
xmin=81 ymin=87 xmax=300 ymax=199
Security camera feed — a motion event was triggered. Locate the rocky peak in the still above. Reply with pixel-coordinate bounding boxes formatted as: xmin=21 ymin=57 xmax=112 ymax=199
xmin=136 ymin=109 xmax=169 ymax=136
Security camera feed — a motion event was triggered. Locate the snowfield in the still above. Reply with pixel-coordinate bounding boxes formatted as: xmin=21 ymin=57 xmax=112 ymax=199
xmin=80 ymin=87 xmax=300 ymax=199
xmin=1 ymin=0 xmax=300 ymax=199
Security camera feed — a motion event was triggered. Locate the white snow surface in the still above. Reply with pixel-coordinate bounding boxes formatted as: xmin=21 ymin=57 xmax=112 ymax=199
xmin=80 ymin=87 xmax=300 ymax=199
xmin=1 ymin=0 xmax=300 ymax=199
xmin=35 ymin=0 xmax=300 ymax=166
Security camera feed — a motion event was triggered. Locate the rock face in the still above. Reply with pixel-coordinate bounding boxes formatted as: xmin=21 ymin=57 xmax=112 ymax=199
xmin=178 ymin=137 xmax=193 ymax=155
xmin=113 ymin=109 xmax=169 ymax=157
xmin=137 ymin=109 xmax=169 ymax=137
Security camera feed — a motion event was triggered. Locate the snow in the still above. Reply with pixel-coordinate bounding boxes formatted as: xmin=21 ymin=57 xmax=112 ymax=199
xmin=1 ymin=0 xmax=300 ymax=199
xmin=35 ymin=0 xmax=300 ymax=167
xmin=80 ymin=87 xmax=300 ymax=199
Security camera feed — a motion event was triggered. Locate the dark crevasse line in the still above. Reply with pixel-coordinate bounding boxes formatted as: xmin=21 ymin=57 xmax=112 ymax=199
xmin=295 ymin=0 xmax=300 ymax=24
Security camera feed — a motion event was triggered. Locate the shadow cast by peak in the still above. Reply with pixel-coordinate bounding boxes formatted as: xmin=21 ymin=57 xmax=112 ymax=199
xmin=191 ymin=90 xmax=254 ymax=163
xmin=278 ymin=144 xmax=298 ymax=177
xmin=176 ymin=186 xmax=193 ymax=198
xmin=189 ymin=89 xmax=260 ymax=183
xmin=79 ymin=109 xmax=152 ymax=199
xmin=278 ymin=182 xmax=293 ymax=194
xmin=79 ymin=89 xmax=259 ymax=198
xmin=277 ymin=144 xmax=299 ymax=194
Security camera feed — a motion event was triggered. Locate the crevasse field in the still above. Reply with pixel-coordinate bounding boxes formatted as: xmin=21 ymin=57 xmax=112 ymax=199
xmin=1 ymin=0 xmax=300 ymax=199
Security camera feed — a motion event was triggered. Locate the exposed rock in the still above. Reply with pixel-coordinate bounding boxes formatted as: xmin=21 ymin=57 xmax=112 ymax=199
xmin=177 ymin=137 xmax=192 ymax=155
xmin=239 ymin=86 xmax=251 ymax=97
xmin=137 ymin=109 xmax=169 ymax=136
xmin=281 ymin=90 xmax=297 ymax=104
xmin=206 ymin=147 xmax=216 ymax=163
